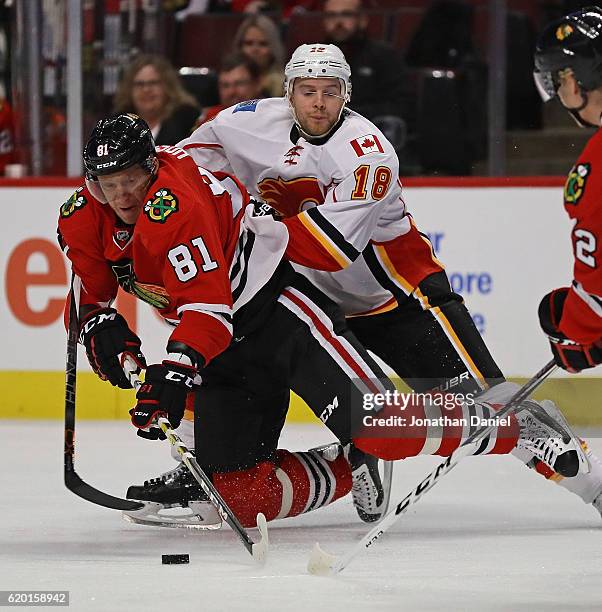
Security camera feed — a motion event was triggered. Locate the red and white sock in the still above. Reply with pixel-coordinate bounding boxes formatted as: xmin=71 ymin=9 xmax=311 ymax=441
xmin=354 ymin=386 xmax=520 ymax=461
xmin=213 ymin=449 xmax=351 ymax=527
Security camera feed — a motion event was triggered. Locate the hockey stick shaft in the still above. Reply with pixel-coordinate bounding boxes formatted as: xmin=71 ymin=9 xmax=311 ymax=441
xmin=63 ymin=276 xmax=144 ymax=511
xmin=309 ymin=359 xmax=557 ymax=575
xmin=125 ymin=363 xmax=268 ymax=562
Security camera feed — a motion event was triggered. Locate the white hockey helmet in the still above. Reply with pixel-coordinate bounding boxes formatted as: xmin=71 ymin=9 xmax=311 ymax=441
xmin=284 ymin=43 xmax=352 ymax=102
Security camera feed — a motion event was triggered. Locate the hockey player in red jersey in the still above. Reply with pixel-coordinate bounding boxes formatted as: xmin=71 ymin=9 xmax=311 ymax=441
xmin=534 ymin=7 xmax=602 ymax=376
xmin=177 ymin=43 xmax=602 ymax=517
xmin=58 ymin=113 xmax=379 ymax=528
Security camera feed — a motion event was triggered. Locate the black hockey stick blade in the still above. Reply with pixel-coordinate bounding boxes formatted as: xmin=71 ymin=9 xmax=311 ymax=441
xmin=65 ymin=468 xmax=144 ymax=511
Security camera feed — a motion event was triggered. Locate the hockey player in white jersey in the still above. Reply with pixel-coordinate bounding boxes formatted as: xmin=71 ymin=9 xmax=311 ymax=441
xmin=185 ymin=43 xmax=602 ymax=518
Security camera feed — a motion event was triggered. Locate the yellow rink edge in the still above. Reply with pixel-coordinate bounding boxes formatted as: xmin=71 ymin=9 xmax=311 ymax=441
xmin=1 ymin=371 xmax=601 ymax=425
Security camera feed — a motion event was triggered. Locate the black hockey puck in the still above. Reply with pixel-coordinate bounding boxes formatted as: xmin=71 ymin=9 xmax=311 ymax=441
xmin=162 ymin=554 xmax=189 ymax=565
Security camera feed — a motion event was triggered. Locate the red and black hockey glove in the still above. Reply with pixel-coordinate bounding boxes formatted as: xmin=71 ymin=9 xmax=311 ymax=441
xmin=538 ymin=288 xmax=602 ymax=373
xmin=130 ymin=360 xmax=198 ymax=440
xmin=79 ymin=307 xmax=146 ymax=388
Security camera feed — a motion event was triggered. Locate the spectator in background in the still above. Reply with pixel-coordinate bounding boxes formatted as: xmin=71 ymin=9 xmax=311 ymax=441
xmin=233 ymin=15 xmax=285 ymax=97
xmin=197 ymin=53 xmax=263 ymax=125
xmin=114 ymin=54 xmax=200 ymax=145
xmin=322 ymin=0 xmax=413 ymax=129
xmin=230 ymin=0 xmax=320 ymax=18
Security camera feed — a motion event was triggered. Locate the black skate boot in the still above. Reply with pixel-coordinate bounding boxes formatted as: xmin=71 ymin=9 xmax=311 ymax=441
xmin=346 ymin=444 xmax=390 ymax=523
xmin=310 ymin=442 xmax=391 ymax=522
xmin=127 ymin=463 xmax=208 ymax=507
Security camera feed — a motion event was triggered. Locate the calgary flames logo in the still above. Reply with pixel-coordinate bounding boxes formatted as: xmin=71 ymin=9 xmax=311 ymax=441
xmin=257 ymin=176 xmax=324 ymax=218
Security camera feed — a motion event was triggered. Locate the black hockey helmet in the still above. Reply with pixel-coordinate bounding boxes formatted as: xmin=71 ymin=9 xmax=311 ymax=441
xmin=84 ymin=113 xmax=156 ymax=179
xmin=534 ymin=6 xmax=602 ymax=102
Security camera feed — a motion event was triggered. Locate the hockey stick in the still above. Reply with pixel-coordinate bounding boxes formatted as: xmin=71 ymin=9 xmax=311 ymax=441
xmin=125 ymin=363 xmax=269 ymax=563
xmin=307 ymin=359 xmax=557 ymax=576
xmin=63 ymin=276 xmax=145 ymax=511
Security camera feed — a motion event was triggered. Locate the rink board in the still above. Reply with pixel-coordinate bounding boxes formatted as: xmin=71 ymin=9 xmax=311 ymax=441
xmin=1 ymin=178 xmax=601 ymax=422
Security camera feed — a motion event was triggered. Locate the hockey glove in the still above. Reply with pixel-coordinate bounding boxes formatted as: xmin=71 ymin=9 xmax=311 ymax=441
xmin=130 ymin=360 xmax=198 ymax=440
xmin=79 ymin=307 xmax=146 ymax=388
xmin=538 ymin=288 xmax=602 ymax=373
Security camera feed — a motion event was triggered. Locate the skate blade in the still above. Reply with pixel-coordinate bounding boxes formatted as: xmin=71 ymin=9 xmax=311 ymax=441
xmin=380 ymin=461 xmax=394 ymax=516
xmin=251 ymin=512 xmax=269 ymax=564
xmin=307 ymin=542 xmax=338 ymax=576
xmin=123 ymin=500 xmax=222 ymax=530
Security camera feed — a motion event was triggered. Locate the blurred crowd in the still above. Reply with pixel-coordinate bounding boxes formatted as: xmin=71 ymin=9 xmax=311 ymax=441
xmin=0 ymin=0 xmax=596 ymax=177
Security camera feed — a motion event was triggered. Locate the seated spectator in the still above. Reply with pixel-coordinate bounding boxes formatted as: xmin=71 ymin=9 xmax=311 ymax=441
xmin=322 ymin=0 xmax=413 ymax=129
xmin=114 ymin=54 xmax=200 ymax=145
xmin=232 ymin=15 xmax=285 ymax=97
xmin=197 ymin=53 xmax=263 ymax=125
xmin=230 ymin=0 xmax=320 ymax=18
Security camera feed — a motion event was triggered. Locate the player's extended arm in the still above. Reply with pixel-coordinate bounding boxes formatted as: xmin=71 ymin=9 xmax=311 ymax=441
xmin=58 ymin=204 xmax=147 ymax=388
xmin=282 ymin=156 xmax=396 ymax=271
xmin=130 ymin=200 xmax=234 ymax=438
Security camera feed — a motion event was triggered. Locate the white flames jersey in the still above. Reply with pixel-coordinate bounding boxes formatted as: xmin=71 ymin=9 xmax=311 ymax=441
xmin=178 ymin=97 xmax=442 ymax=316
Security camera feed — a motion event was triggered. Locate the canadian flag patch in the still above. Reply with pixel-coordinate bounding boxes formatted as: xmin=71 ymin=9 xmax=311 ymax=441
xmin=350 ymin=134 xmax=384 ymax=157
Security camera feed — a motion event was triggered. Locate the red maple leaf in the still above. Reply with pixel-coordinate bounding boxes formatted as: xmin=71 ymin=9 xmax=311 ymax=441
xmin=361 ymin=138 xmax=375 ymax=149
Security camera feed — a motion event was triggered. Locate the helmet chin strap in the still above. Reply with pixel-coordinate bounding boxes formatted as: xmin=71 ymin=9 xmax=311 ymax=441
xmin=563 ymin=90 xmax=600 ymax=128
xmin=291 ymin=103 xmax=347 ymax=141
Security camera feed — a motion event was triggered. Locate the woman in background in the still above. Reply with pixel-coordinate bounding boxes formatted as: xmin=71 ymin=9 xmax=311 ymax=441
xmin=114 ymin=54 xmax=199 ymax=145
xmin=232 ymin=15 xmax=285 ymax=98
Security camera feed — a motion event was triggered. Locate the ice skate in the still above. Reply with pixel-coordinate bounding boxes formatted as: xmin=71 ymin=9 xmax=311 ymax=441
xmin=310 ymin=442 xmax=392 ymax=523
xmin=123 ymin=463 xmax=220 ymax=530
xmin=126 ymin=462 xmax=208 ymax=507
xmin=515 ymin=400 xmax=580 ymax=477
xmin=346 ymin=444 xmax=391 ymax=523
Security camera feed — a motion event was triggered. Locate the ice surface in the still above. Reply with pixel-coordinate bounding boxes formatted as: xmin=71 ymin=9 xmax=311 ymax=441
xmin=2 ymin=421 xmax=602 ymax=611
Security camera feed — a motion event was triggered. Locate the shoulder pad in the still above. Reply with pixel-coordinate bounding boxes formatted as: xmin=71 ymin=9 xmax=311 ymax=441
xmin=59 ymin=186 xmax=88 ymax=219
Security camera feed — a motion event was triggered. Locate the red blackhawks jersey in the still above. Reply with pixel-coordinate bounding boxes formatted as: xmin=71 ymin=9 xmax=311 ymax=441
xmin=178 ymin=97 xmax=442 ymax=317
xmin=560 ymin=129 xmax=602 ymax=344
xmin=57 ymin=146 xmax=288 ymax=364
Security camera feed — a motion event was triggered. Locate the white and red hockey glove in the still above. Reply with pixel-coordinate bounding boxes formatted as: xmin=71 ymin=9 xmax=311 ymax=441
xmin=130 ymin=346 xmax=202 ymax=440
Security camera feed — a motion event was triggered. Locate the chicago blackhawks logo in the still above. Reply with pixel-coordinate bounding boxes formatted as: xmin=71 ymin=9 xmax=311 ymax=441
xmin=556 ymin=24 xmax=574 ymax=41
xmin=564 ymin=163 xmax=590 ymax=205
xmin=60 ymin=187 xmax=87 ymax=218
xmin=257 ymin=176 xmax=324 ymax=218
xmin=144 ymin=188 xmax=178 ymax=223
